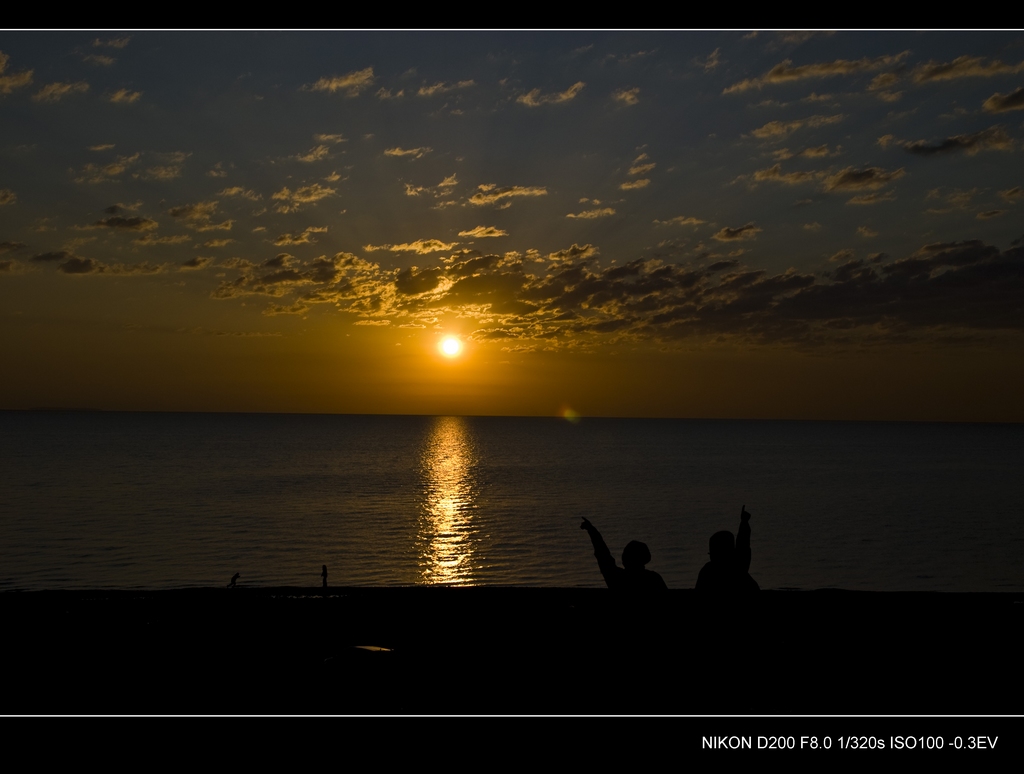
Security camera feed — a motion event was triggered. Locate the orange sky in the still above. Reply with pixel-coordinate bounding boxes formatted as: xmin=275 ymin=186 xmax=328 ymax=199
xmin=2 ymin=31 xmax=1023 ymax=421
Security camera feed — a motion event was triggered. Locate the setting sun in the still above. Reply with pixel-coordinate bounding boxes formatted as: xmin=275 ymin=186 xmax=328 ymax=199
xmin=439 ymin=336 xmax=463 ymax=358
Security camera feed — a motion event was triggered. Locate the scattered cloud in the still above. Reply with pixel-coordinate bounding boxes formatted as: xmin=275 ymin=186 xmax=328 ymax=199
xmin=0 ymin=189 xmax=16 ymax=205
xmin=750 ymin=114 xmax=843 ymax=139
xmin=518 ymin=81 xmax=585 ymax=106
xmin=613 ymin=87 xmax=640 ymax=105
xmin=701 ymin=48 xmax=721 ymax=73
xmin=976 ymin=210 xmax=1004 ymax=219
xmin=384 ymin=146 xmax=432 ymax=159
xmin=274 ymin=226 xmax=328 ymax=246
xmin=218 ymin=186 xmax=261 ymax=201
xmin=207 ymin=162 xmax=227 ymax=178
xmin=468 ymin=184 xmax=547 ymax=207
xmin=654 ymin=216 xmax=705 ymax=227
xmin=620 ymin=179 xmax=650 ymax=190
xmin=725 ymin=52 xmax=909 ymax=93
xmin=181 ymin=256 xmax=212 ymax=270
xmin=847 ymin=191 xmax=897 ymax=205
xmin=363 ymin=239 xmax=458 ymax=254
xmin=314 ymin=133 xmax=346 ymax=144
xmin=93 ymin=36 xmax=131 ymax=49
xmin=135 ymin=165 xmax=182 ymax=181
xmin=89 ymin=216 xmax=157 ymax=231
xmin=912 ymin=55 xmax=1024 ymax=83
xmin=108 ymin=88 xmax=141 ymax=103
xmin=376 ymin=87 xmax=404 ymax=99
xmin=867 ymin=72 xmax=901 ymax=91
xmin=305 ymin=67 xmax=375 ymax=96
xmin=134 ymin=234 xmax=191 ymax=246
xmin=458 ymin=226 xmax=508 ymax=238
xmin=88 ymin=144 xmax=115 ymax=151
xmin=857 ymin=226 xmax=878 ymax=237
xmin=73 ymin=152 xmax=140 ymax=183
xmin=901 ymin=126 xmax=1012 ymax=156
xmin=33 ymin=81 xmax=89 ymax=102
xmin=566 ymin=207 xmax=616 ymax=219
xmin=83 ymin=54 xmax=115 ymax=66
xmin=803 ymin=222 xmax=822 ymax=231
xmin=0 ymin=241 xmax=26 ymax=253
xmin=295 ymin=145 xmax=330 ymax=162
xmin=629 ymin=161 xmax=655 ymax=175
xmin=752 ymin=164 xmax=820 ymax=185
xmin=168 ymin=200 xmax=233 ymax=231
xmin=999 ymin=186 xmax=1022 ymax=202
xmin=713 ymin=223 xmax=761 ymax=241
xmin=982 ymin=87 xmax=1024 ymax=113
xmin=417 ymin=80 xmax=475 ymax=96
xmin=271 ymin=183 xmax=336 ymax=213
xmin=824 ymin=166 xmax=906 ymax=191
xmin=0 ymin=51 xmax=33 ymax=94
xmin=31 ymin=250 xmax=74 ymax=263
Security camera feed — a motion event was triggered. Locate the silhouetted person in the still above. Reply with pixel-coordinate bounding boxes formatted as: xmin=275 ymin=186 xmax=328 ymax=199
xmin=580 ymin=518 xmax=668 ymax=592
xmin=321 ymin=564 xmax=328 ymax=589
xmin=695 ymin=506 xmax=759 ymax=593
xmin=228 ymin=572 xmax=240 ymax=588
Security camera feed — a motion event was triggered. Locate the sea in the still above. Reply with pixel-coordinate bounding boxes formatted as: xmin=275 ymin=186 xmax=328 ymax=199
xmin=2 ymin=411 xmax=1022 ymax=592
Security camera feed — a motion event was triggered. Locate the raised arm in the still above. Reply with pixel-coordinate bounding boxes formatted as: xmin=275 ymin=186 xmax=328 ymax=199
xmin=580 ymin=517 xmax=619 ymax=586
xmin=737 ymin=506 xmax=752 ymax=574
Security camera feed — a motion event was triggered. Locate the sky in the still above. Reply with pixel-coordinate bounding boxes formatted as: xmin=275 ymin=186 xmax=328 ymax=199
xmin=1 ymin=30 xmax=1023 ymax=421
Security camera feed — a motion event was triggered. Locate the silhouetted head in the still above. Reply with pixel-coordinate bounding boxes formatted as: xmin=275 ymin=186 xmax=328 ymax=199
xmin=622 ymin=540 xmax=651 ymax=570
xmin=709 ymin=530 xmax=735 ymax=563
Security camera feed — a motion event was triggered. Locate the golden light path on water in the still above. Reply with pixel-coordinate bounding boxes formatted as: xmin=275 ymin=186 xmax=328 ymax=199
xmin=418 ymin=416 xmax=479 ymax=585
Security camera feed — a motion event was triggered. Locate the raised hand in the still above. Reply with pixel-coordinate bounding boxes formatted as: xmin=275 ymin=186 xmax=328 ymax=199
xmin=740 ymin=505 xmax=751 ymax=523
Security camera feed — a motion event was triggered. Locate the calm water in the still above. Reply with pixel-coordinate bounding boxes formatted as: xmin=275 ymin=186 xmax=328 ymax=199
xmin=2 ymin=412 xmax=1022 ymax=592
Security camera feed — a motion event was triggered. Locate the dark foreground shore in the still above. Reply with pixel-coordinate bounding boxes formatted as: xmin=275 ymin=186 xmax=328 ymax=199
xmin=2 ymin=588 xmax=1021 ymax=715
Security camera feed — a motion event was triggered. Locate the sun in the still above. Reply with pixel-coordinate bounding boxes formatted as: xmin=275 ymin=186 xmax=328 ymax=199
xmin=439 ymin=336 xmax=463 ymax=358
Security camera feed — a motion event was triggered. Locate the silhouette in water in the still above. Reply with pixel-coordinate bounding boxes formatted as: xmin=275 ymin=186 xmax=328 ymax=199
xmin=695 ymin=506 xmax=760 ymax=593
xmin=580 ymin=518 xmax=668 ymax=591
xmin=321 ymin=565 xmax=328 ymax=589
xmin=228 ymin=572 xmax=240 ymax=588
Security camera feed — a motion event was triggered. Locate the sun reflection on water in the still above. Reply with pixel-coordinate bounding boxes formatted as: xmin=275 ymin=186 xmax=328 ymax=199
xmin=418 ymin=416 xmax=478 ymax=585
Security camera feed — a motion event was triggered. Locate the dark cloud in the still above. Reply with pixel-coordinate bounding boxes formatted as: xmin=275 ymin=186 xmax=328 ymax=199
xmin=91 ymin=216 xmax=158 ymax=231
xmin=31 ymin=250 xmax=74 ymax=263
xmin=708 ymin=260 xmax=740 ymax=272
xmin=0 ymin=241 xmax=26 ymax=253
xmin=395 ymin=266 xmax=444 ymax=296
xmin=752 ymin=164 xmax=819 ymax=184
xmin=58 ymin=256 xmax=103 ymax=274
xmin=912 ymin=56 xmax=1024 ymax=84
xmin=181 ymin=256 xmax=212 ymax=270
xmin=983 ymin=87 xmax=1024 ymax=114
xmin=824 ymin=166 xmax=905 ymax=191
xmin=901 ymin=126 xmax=1013 ymax=156
xmin=202 ymin=231 xmax=1024 ymax=346
xmin=713 ymin=223 xmax=762 ymax=241
xmin=725 ymin=52 xmax=909 ymax=93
